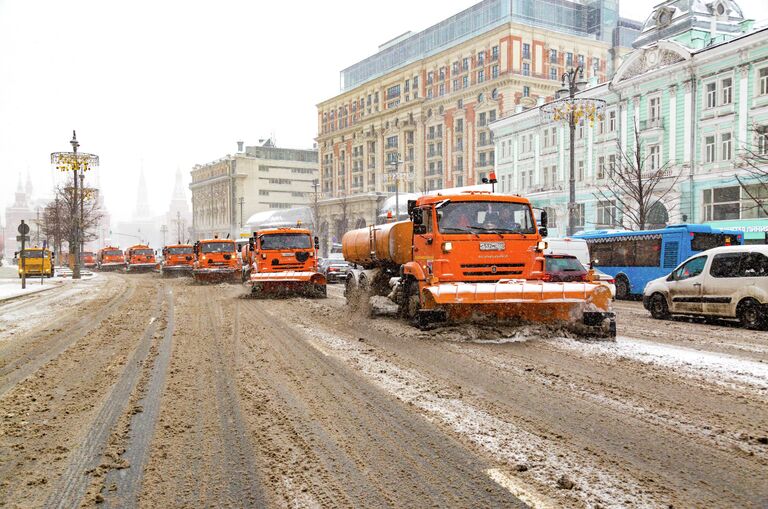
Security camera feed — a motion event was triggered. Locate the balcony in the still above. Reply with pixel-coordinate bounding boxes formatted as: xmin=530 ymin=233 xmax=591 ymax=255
xmin=640 ymin=118 xmax=664 ymax=131
xmin=477 ymin=139 xmax=494 ymax=147
xmin=427 ymin=150 xmax=442 ymax=159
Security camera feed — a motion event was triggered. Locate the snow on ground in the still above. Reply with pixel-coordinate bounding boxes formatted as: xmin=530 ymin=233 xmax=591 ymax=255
xmin=0 ymin=265 xmax=97 ymax=302
xmin=558 ymin=336 xmax=768 ymax=395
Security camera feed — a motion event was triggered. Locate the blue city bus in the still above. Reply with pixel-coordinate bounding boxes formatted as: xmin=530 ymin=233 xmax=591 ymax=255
xmin=575 ymin=225 xmax=743 ymax=299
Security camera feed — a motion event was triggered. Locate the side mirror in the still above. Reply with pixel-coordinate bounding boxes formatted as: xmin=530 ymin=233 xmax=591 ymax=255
xmin=540 ymin=210 xmax=548 ymax=228
xmin=412 ymin=208 xmax=424 ymax=225
xmin=539 ymin=226 xmax=548 ymax=238
xmin=414 ymin=224 xmax=427 ymax=235
xmin=407 ymin=200 xmax=417 ymax=216
xmin=314 ymin=236 xmax=320 ymax=249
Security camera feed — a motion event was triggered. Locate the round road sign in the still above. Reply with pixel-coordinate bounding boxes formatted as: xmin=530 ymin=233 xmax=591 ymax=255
xmin=18 ymin=222 xmax=30 ymax=235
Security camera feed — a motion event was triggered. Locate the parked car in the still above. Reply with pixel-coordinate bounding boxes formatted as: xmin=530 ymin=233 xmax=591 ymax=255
xmin=543 ymin=238 xmax=590 ymax=267
xmin=321 ymin=260 xmax=352 ymax=283
xmin=643 ymin=245 xmax=768 ymax=329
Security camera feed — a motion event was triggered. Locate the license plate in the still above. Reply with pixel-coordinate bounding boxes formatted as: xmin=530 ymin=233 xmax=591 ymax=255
xmin=479 ymin=242 xmax=505 ymax=251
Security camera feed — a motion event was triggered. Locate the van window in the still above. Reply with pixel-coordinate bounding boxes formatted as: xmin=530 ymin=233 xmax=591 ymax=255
xmin=673 ymin=255 xmax=707 ymax=280
xmin=710 ymin=253 xmax=743 ymax=278
xmin=740 ymin=252 xmax=768 ymax=277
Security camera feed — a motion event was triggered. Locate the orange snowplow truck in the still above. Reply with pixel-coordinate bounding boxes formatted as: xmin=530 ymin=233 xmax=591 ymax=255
xmin=161 ymin=244 xmax=195 ymax=276
xmin=125 ymin=244 xmax=159 ymax=273
xmin=192 ymin=238 xmax=241 ymax=283
xmin=96 ymin=246 xmax=126 ymax=271
xmin=342 ymin=191 xmax=615 ymax=337
xmin=243 ymin=227 xmax=326 ymax=297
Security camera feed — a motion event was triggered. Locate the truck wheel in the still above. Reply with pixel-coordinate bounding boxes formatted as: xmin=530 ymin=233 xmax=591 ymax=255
xmin=314 ymin=284 xmax=327 ymax=299
xmin=398 ymin=278 xmax=421 ymax=321
xmin=615 ymin=275 xmax=630 ymax=300
xmin=737 ymin=299 xmax=766 ymax=330
xmin=649 ymin=293 xmax=670 ymax=320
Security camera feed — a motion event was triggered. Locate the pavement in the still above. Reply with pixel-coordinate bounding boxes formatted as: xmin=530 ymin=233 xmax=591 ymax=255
xmin=0 ymin=264 xmax=96 ymax=302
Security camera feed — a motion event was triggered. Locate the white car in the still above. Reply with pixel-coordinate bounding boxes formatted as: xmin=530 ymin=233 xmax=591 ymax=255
xmin=643 ymin=245 xmax=768 ymax=329
xmin=592 ymin=268 xmax=617 ymax=298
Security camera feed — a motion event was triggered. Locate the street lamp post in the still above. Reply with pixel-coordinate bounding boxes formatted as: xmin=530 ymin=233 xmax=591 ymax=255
xmin=388 ymin=154 xmax=406 ymax=220
xmin=51 ymin=131 xmax=99 ymax=279
xmin=540 ymin=67 xmax=605 ymax=236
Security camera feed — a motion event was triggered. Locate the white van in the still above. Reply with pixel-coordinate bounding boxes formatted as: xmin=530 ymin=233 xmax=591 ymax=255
xmin=643 ymin=245 xmax=768 ymax=329
xmin=543 ymin=238 xmax=590 ymax=267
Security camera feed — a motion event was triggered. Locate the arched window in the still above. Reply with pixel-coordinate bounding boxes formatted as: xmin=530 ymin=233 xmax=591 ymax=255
xmin=647 ymin=202 xmax=668 ymax=229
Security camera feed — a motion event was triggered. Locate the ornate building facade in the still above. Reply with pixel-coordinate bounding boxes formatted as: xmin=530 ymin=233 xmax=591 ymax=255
xmin=491 ymin=0 xmax=768 ymax=242
xmin=314 ymin=0 xmax=641 ymax=241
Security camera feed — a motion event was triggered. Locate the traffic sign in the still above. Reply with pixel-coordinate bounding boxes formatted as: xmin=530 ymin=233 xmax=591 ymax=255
xmin=18 ymin=222 xmax=30 ymax=235
xmin=16 ymin=235 xmax=30 ymax=242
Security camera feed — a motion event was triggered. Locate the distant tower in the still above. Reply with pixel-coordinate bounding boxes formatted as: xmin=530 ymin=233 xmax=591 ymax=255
xmin=25 ymin=171 xmax=33 ymax=200
xmin=166 ymin=169 xmax=192 ymax=243
xmin=134 ymin=169 xmax=152 ymax=219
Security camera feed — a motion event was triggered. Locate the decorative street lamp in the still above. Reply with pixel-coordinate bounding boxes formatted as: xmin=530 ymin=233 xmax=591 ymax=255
xmin=540 ymin=67 xmax=605 ymax=236
xmin=387 ymin=153 xmax=409 ymax=221
xmin=51 ymin=131 xmax=99 ymax=279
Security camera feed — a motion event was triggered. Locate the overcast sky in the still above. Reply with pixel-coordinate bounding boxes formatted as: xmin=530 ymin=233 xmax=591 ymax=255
xmin=1 ymin=0 xmax=765 ymax=222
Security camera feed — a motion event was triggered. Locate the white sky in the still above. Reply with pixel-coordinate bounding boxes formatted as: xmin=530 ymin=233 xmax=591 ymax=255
xmin=1 ymin=0 xmax=766 ymax=222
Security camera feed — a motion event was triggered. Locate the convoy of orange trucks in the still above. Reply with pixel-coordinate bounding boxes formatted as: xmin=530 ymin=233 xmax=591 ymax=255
xmin=192 ymin=238 xmax=241 ymax=283
xmin=161 ymin=244 xmax=195 ymax=276
xmin=96 ymin=246 xmax=126 ymax=271
xmin=342 ymin=191 xmax=615 ymax=337
xmin=125 ymin=244 xmax=159 ymax=272
xmin=243 ymin=226 xmax=326 ymax=297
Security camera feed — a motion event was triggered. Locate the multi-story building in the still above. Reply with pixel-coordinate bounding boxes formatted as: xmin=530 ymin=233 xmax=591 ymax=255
xmin=315 ymin=0 xmax=641 ymax=235
xmin=491 ymin=0 xmax=768 ymax=243
xmin=190 ymin=139 xmax=318 ymax=239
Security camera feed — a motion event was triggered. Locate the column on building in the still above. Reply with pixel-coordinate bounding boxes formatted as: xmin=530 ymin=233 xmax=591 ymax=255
xmin=668 ymin=84 xmax=677 ymax=164
xmin=683 ymin=80 xmax=692 ymax=164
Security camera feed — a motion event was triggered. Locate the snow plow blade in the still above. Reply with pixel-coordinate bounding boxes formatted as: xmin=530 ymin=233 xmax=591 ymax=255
xmin=192 ymin=268 xmax=240 ymax=284
xmin=247 ymin=271 xmax=327 ymax=298
xmin=420 ymin=280 xmax=615 ymax=337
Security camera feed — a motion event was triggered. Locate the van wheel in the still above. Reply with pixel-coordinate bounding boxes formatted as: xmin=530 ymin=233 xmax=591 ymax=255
xmin=737 ymin=299 xmax=766 ymax=330
xmin=615 ymin=276 xmax=630 ymax=300
xmin=649 ymin=293 xmax=670 ymax=320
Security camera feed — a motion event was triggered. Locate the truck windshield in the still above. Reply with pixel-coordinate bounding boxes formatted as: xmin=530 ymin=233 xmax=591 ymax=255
xmin=437 ymin=201 xmax=535 ymax=234
xmin=104 ymin=250 xmax=122 ymax=256
xmin=201 ymin=242 xmax=234 ymax=253
xmin=167 ymin=247 xmax=193 ymax=255
xmin=134 ymin=249 xmax=153 ymax=255
xmin=21 ymin=250 xmax=46 ymax=258
xmin=260 ymin=234 xmax=312 ymax=250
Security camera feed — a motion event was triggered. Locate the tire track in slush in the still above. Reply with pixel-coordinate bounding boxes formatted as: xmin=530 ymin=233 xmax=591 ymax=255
xmin=0 ymin=277 xmax=135 ymax=397
xmin=205 ymin=298 xmax=267 ymax=507
xmin=103 ymin=287 xmax=176 ymax=508
xmin=43 ymin=286 xmax=166 ymax=509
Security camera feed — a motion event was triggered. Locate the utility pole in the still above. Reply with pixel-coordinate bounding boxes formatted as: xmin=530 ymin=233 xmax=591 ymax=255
xmin=388 ymin=154 xmax=404 ymax=220
xmin=35 ymin=207 xmax=41 ymax=245
xmin=175 ymin=211 xmax=182 ymax=243
xmin=79 ymin=171 xmax=85 ymax=268
xmin=238 ymin=197 xmax=245 ymax=228
xmin=312 ymin=179 xmax=320 ymax=232
xmin=160 ymin=224 xmax=168 ymax=246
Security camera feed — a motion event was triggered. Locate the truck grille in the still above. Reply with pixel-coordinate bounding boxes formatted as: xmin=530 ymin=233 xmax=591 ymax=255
xmin=460 ymin=263 xmax=524 ymax=277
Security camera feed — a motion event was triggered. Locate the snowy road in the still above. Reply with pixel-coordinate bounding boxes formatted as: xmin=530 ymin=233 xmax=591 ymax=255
xmin=0 ymin=273 xmax=766 ymax=508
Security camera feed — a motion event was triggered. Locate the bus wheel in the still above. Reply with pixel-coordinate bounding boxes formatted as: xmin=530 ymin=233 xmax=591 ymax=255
xmin=649 ymin=293 xmax=670 ymax=320
xmin=615 ymin=276 xmax=630 ymax=300
xmin=737 ymin=299 xmax=766 ymax=330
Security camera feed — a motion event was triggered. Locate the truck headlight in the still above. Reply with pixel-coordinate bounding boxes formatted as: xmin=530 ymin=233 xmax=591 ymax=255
xmin=442 ymin=242 xmax=453 ymax=253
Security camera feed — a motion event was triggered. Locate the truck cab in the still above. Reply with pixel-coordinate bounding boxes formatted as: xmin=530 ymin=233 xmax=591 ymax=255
xmin=250 ymin=228 xmax=319 ymax=274
xmin=97 ymin=246 xmax=126 ymax=271
xmin=161 ymin=244 xmax=195 ymax=275
xmin=125 ymin=244 xmax=158 ymax=272
xmin=16 ymin=247 xmax=54 ymax=278
xmin=80 ymin=251 xmax=96 ymax=268
xmin=193 ymin=238 xmax=241 ymax=283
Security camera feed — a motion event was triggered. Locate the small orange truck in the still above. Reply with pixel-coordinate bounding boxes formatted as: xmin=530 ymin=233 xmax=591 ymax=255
xmin=161 ymin=244 xmax=195 ymax=276
xmin=96 ymin=246 xmax=126 ymax=271
xmin=192 ymin=238 xmax=241 ymax=283
xmin=81 ymin=251 xmax=96 ymax=268
xmin=125 ymin=244 xmax=159 ymax=273
xmin=342 ymin=191 xmax=615 ymax=336
xmin=243 ymin=227 xmax=326 ymax=297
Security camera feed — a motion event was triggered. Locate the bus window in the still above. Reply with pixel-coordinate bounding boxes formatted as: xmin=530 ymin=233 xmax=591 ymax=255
xmin=691 ymin=233 xmax=736 ymax=252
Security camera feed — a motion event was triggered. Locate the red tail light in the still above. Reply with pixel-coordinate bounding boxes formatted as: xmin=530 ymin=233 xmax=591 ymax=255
xmin=541 ymin=273 xmax=551 ymax=281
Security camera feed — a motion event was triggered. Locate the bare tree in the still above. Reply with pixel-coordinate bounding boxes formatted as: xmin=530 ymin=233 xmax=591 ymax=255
xmin=593 ymin=123 xmax=683 ymax=230
xmin=40 ymin=178 xmax=104 ymax=258
xmin=735 ymin=124 xmax=768 ymax=218
xmin=335 ymin=191 xmax=349 ymax=242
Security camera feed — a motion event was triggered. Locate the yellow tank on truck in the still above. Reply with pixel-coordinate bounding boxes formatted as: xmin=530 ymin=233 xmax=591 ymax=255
xmin=342 ymin=221 xmax=413 ymax=269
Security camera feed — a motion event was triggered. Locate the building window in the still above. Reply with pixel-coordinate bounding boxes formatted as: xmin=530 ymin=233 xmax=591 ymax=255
xmin=551 ymin=127 xmax=556 ymax=147
xmin=574 ymin=203 xmax=585 ymax=228
xmin=550 ymin=166 xmax=557 ymax=185
xmin=427 ymin=72 xmax=433 ymax=85
xmin=439 ymin=83 xmax=445 ymax=96
xmin=608 ymin=154 xmax=616 ymax=176
xmin=649 ymin=96 xmax=661 ymax=122
xmin=452 ymin=61 xmax=459 ymax=74
xmin=592 ymin=57 xmax=600 ymax=72
xmin=757 ymin=126 xmax=768 ymax=155
xmin=705 ymin=135 xmax=716 ymax=163
xmin=439 ymin=67 xmax=445 ymax=81
xmin=462 ymin=75 xmax=469 ymax=88
xmin=386 ymin=84 xmax=400 ymax=100
xmin=259 ymin=189 xmax=270 ymax=196
xmin=523 ymin=85 xmax=530 ymax=97
xmin=478 ymin=69 xmax=485 ymax=83
xmin=703 ymin=186 xmax=740 ymax=221
xmin=542 ymin=128 xmax=549 ymax=148
xmin=760 ymin=67 xmax=768 ymax=95
xmin=578 ymin=54 xmax=584 ymax=67
xmin=577 ymin=160 xmax=584 ymax=181
xmin=492 ymin=65 xmax=499 ymax=79
xmin=549 ymin=49 xmax=557 ymax=63
xmin=598 ymin=114 xmax=605 ymax=135
xmin=706 ymin=82 xmax=717 ymax=108
xmin=462 ymin=57 xmax=469 ymax=71
xmin=648 ymin=144 xmax=660 ymax=170
xmin=721 ymin=77 xmax=733 ymax=105
xmin=597 ymin=201 xmax=617 ymax=226
xmin=566 ymin=52 xmax=573 ymax=66
xmin=492 ymin=45 xmax=499 ymax=60
xmin=522 ymin=43 xmax=530 ymax=60
xmin=721 ymin=132 xmax=732 ymax=160
xmin=608 ymin=110 xmax=616 ymax=132
xmin=477 ymin=51 xmax=485 ymax=65
xmin=453 ymin=78 xmax=459 ymax=90
xmin=386 ymin=136 xmax=398 ymax=149
xmin=522 ymin=63 xmax=530 ymax=76
xmin=549 ymin=67 xmax=558 ymax=80
xmin=597 ymin=156 xmax=606 ymax=179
